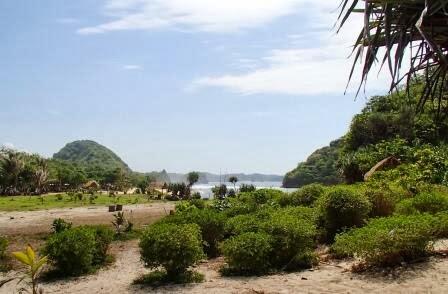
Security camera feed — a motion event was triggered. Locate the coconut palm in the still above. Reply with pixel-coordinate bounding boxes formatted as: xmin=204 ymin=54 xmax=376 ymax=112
xmin=33 ymin=158 xmax=49 ymax=195
xmin=229 ymin=176 xmax=238 ymax=191
xmin=339 ymin=0 xmax=448 ymax=115
xmin=0 ymin=149 xmax=24 ymax=195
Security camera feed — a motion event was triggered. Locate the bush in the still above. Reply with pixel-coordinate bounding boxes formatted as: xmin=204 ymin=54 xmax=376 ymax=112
xmin=289 ymin=184 xmax=325 ymax=207
xmin=140 ymin=223 xmax=204 ymax=278
xmin=239 ymin=184 xmax=256 ymax=193
xmin=0 ymin=236 xmax=7 ymax=259
xmin=433 ymin=212 xmax=448 ymax=238
xmin=44 ymin=226 xmax=113 ymax=276
xmin=396 ymin=192 xmax=448 ymax=215
xmin=239 ymin=189 xmax=284 ymax=206
xmin=364 ymin=185 xmax=400 ymax=217
xmin=90 ymin=225 xmax=114 ymax=264
xmin=332 ymin=215 xmax=435 ymax=267
xmin=51 ymin=218 xmax=72 ymax=234
xmin=221 ymin=232 xmax=273 ymax=275
xmin=225 ymin=213 xmax=264 ymax=236
xmin=162 ymin=209 xmax=227 ymax=257
xmin=45 ymin=227 xmax=97 ymax=275
xmin=260 ymin=214 xmax=316 ymax=270
xmin=318 ymin=188 xmax=371 ymax=241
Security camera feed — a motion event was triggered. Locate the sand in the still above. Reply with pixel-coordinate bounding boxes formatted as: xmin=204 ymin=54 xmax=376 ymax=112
xmin=1 ymin=240 xmax=448 ymax=294
xmin=0 ymin=202 xmax=175 ymax=236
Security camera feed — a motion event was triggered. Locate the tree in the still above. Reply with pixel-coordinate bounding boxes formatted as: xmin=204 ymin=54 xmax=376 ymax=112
xmin=339 ymin=1 xmax=448 ymax=115
xmin=0 ymin=148 xmax=24 ymax=195
xmin=187 ymin=171 xmax=200 ymax=187
xmin=228 ymin=176 xmax=238 ymax=191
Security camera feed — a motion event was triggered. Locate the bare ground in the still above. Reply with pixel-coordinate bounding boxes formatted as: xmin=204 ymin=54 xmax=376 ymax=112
xmin=0 ymin=202 xmax=175 ymax=236
xmin=1 ymin=240 xmax=448 ymax=294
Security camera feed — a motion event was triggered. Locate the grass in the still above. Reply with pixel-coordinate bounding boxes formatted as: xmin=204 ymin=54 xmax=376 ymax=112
xmin=0 ymin=193 xmax=161 ymax=211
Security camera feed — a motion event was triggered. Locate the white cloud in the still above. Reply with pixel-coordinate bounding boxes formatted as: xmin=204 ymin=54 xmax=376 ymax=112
xmin=123 ymin=64 xmax=143 ymax=70
xmin=78 ymin=0 xmax=334 ymax=34
xmin=193 ymin=10 xmax=397 ymax=96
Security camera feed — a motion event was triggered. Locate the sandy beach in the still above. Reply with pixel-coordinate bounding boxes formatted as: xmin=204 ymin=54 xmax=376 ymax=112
xmin=1 ymin=240 xmax=447 ymax=294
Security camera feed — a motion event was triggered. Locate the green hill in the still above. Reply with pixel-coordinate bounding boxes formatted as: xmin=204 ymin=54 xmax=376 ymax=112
xmin=283 ymin=139 xmax=343 ymax=188
xmin=53 ymin=140 xmax=131 ymax=172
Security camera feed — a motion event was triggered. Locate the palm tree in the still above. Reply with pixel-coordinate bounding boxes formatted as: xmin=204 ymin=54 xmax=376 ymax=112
xmin=33 ymin=158 xmax=49 ymax=195
xmin=0 ymin=150 xmax=24 ymax=195
xmin=187 ymin=171 xmax=200 ymax=187
xmin=229 ymin=176 xmax=238 ymax=191
xmin=339 ymin=1 xmax=448 ymax=115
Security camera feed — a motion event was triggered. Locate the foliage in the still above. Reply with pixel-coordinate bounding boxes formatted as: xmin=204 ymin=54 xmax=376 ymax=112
xmin=212 ymin=184 xmax=227 ymax=199
xmin=90 ymin=226 xmax=114 ymax=265
xmin=283 ymin=139 xmax=343 ymax=188
xmin=139 ymin=223 xmax=204 ymax=278
xmin=112 ymin=212 xmax=129 ymax=236
xmin=53 ymin=140 xmax=131 ymax=174
xmin=44 ymin=226 xmax=112 ymax=276
xmin=288 ymin=183 xmax=325 ymax=207
xmin=396 ymin=192 xmax=448 ymax=215
xmin=11 ymin=245 xmax=47 ymax=294
xmin=338 ymin=1 xmax=448 ymax=113
xmin=318 ymin=188 xmax=371 ymax=241
xmin=364 ymin=182 xmax=404 ymax=217
xmin=221 ymin=232 xmax=273 ymax=276
xmin=51 ymin=218 xmax=72 ymax=234
xmin=332 ymin=215 xmax=435 ymax=267
xmin=260 ymin=214 xmax=316 ymax=270
xmin=186 ymin=171 xmax=200 ymax=187
xmin=239 ymin=184 xmax=256 ymax=193
xmin=162 ymin=209 xmax=227 ymax=257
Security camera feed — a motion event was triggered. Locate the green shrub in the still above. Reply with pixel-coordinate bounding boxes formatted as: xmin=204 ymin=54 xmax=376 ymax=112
xmin=190 ymin=198 xmax=206 ymax=209
xmin=289 ymin=184 xmax=325 ymax=207
xmin=396 ymin=192 xmax=448 ymax=215
xmin=45 ymin=227 xmax=97 ymax=275
xmin=237 ymin=189 xmax=284 ymax=207
xmin=332 ymin=214 xmax=435 ymax=267
xmin=44 ymin=226 xmax=113 ymax=276
xmin=318 ymin=188 xmax=371 ymax=241
xmin=221 ymin=232 xmax=273 ymax=275
xmin=89 ymin=225 xmax=114 ymax=264
xmin=260 ymin=214 xmax=316 ymax=270
xmin=162 ymin=209 xmax=227 ymax=257
xmin=433 ymin=212 xmax=448 ymax=238
xmin=0 ymin=236 xmax=7 ymax=259
xmin=225 ymin=213 xmax=263 ymax=236
xmin=223 ymin=198 xmax=257 ymax=217
xmin=140 ymin=223 xmax=204 ymax=278
xmin=51 ymin=218 xmax=72 ymax=234
xmin=364 ymin=187 xmax=399 ymax=217
xmin=239 ymin=184 xmax=256 ymax=193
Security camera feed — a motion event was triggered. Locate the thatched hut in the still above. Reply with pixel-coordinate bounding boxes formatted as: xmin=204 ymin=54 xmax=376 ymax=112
xmin=83 ymin=180 xmax=100 ymax=190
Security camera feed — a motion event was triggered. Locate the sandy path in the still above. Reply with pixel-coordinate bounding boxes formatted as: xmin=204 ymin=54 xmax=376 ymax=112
xmin=0 ymin=203 xmax=175 ymax=236
xmin=2 ymin=241 xmax=448 ymax=294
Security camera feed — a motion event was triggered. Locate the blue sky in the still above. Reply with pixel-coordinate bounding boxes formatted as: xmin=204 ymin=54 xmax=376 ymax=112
xmin=0 ymin=0 xmax=390 ymax=174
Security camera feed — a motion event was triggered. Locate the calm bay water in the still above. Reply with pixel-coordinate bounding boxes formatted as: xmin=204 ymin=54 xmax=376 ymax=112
xmin=191 ymin=181 xmax=297 ymax=198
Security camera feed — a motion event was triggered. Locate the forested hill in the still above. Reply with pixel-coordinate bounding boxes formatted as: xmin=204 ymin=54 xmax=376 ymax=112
xmin=284 ymin=75 xmax=448 ymax=188
xmin=283 ymin=139 xmax=343 ymax=188
xmin=53 ymin=140 xmax=131 ymax=172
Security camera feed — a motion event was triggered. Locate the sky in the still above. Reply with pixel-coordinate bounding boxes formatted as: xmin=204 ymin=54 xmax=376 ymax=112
xmin=0 ymin=0 xmax=392 ymax=175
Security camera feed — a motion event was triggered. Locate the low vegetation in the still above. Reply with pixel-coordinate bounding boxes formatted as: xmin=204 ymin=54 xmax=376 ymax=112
xmin=138 ymin=223 xmax=205 ymax=285
xmin=44 ymin=225 xmax=113 ymax=276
